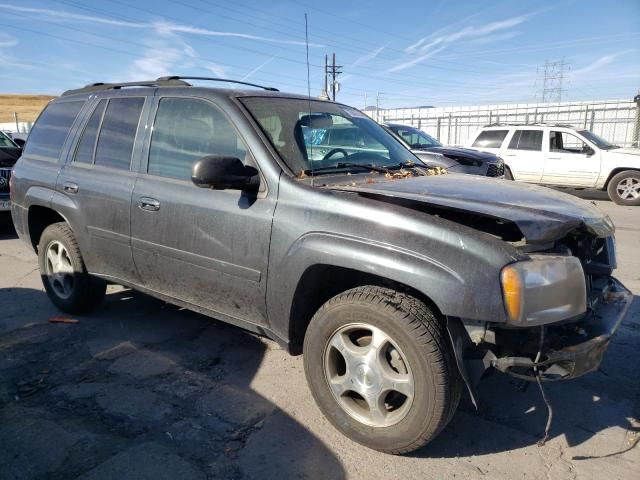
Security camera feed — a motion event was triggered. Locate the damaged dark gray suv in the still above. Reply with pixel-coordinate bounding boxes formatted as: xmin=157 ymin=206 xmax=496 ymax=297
xmin=10 ymin=77 xmax=632 ymax=454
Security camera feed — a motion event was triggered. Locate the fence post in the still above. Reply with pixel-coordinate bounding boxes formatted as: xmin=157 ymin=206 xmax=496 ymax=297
xmin=436 ymin=117 xmax=441 ymax=140
xmin=583 ymin=106 xmax=589 ymax=129
xmin=488 ymin=111 xmax=492 ymax=125
xmin=14 ymin=112 xmax=19 ymax=132
xmin=447 ymin=113 xmax=452 ymax=144
xmin=589 ymin=109 xmax=595 ymax=131
xmin=632 ymin=95 xmax=640 ymax=148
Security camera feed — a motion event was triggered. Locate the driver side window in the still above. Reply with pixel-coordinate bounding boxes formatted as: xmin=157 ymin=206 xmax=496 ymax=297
xmin=550 ymin=131 xmax=589 ymax=154
xmin=148 ymin=97 xmax=248 ymax=181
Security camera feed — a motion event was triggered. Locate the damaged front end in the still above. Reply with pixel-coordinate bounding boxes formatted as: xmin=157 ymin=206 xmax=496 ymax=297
xmin=449 ymin=229 xmax=633 ymax=407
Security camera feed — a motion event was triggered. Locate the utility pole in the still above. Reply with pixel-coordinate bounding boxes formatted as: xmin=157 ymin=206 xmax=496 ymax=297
xmin=538 ymin=58 xmax=568 ymax=103
xmin=376 ymin=92 xmax=382 ymax=122
xmin=325 ymin=52 xmax=342 ymax=101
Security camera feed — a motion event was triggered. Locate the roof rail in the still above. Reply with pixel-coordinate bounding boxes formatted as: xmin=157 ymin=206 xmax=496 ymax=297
xmin=483 ymin=122 xmax=578 ymax=128
xmin=61 ymin=78 xmax=192 ymax=96
xmin=157 ymin=76 xmax=279 ymax=92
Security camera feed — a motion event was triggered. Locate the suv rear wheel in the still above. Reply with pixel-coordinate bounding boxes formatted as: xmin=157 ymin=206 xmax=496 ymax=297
xmin=303 ymin=286 xmax=461 ymax=454
xmin=607 ymin=170 xmax=640 ymax=206
xmin=38 ymin=222 xmax=106 ymax=313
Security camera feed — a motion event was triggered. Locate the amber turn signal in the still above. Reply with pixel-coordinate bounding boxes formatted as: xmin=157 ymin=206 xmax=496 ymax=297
xmin=501 ymin=265 xmax=523 ymax=322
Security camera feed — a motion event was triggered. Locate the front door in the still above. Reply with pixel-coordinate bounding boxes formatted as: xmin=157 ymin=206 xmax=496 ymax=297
xmin=57 ymin=95 xmax=147 ymax=281
xmin=130 ymin=96 xmax=275 ymax=326
xmin=502 ymin=129 xmax=544 ymax=183
xmin=542 ymin=130 xmax=600 ymax=187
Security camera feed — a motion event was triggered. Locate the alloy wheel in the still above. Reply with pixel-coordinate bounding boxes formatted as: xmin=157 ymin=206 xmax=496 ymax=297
xmin=323 ymin=323 xmax=414 ymax=428
xmin=45 ymin=240 xmax=75 ymax=299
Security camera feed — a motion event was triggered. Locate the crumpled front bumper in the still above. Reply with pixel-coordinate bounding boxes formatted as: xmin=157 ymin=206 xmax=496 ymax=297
xmin=491 ymin=278 xmax=633 ymax=381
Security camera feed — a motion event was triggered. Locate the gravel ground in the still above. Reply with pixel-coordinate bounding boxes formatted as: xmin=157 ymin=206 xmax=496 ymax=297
xmin=0 ymin=195 xmax=638 ymax=479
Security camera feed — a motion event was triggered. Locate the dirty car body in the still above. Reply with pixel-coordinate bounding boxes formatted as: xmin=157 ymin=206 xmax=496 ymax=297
xmin=10 ymin=80 xmax=632 ymax=453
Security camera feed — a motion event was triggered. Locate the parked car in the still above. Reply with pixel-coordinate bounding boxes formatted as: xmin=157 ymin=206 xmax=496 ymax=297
xmin=0 ymin=130 xmax=22 ymax=219
xmin=11 ymin=77 xmax=632 ymax=454
xmin=467 ymin=124 xmax=640 ymax=205
xmin=7 ymin=131 xmax=27 ymax=148
xmin=384 ymin=123 xmax=506 ymax=177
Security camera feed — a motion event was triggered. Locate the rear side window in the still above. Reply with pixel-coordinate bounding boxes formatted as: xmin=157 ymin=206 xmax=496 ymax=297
xmin=74 ymin=100 xmax=107 ymax=164
xmin=472 ymin=130 xmax=508 ymax=148
xmin=23 ymin=101 xmax=84 ymax=161
xmin=94 ymin=97 xmax=145 ymax=170
xmin=508 ymin=130 xmax=543 ymax=151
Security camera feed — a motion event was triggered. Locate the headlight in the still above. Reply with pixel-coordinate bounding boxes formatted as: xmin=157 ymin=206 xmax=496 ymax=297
xmin=500 ymin=255 xmax=587 ymax=326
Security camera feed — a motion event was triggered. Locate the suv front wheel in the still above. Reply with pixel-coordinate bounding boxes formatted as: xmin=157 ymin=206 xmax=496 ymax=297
xmin=607 ymin=170 xmax=640 ymax=206
xmin=38 ymin=222 xmax=106 ymax=313
xmin=303 ymin=286 xmax=462 ymax=454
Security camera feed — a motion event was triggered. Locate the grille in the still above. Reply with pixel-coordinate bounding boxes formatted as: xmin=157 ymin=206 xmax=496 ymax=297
xmin=0 ymin=168 xmax=11 ymax=193
xmin=486 ymin=162 xmax=505 ymax=177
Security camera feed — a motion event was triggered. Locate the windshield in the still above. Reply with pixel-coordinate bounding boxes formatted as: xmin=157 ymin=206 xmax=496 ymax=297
xmin=578 ymin=130 xmax=619 ymax=150
xmin=241 ymin=97 xmax=421 ymax=175
xmin=0 ymin=131 xmax=18 ymax=148
xmin=389 ymin=125 xmax=441 ymax=148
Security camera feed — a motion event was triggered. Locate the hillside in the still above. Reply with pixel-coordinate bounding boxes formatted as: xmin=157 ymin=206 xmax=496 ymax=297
xmin=0 ymin=94 xmax=56 ymax=123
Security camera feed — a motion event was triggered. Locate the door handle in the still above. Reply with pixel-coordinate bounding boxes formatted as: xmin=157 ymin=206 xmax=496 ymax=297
xmin=138 ymin=197 xmax=160 ymax=211
xmin=547 ymin=157 xmax=561 ymax=160
xmin=504 ymin=154 xmax=516 ymax=157
xmin=63 ymin=182 xmax=78 ymax=194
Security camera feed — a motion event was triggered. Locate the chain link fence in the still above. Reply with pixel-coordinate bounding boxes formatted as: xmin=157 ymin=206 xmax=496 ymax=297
xmin=373 ymin=99 xmax=640 ymax=148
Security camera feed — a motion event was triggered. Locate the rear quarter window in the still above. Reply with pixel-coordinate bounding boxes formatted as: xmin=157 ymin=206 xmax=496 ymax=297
xmin=472 ymin=130 xmax=508 ymax=149
xmin=23 ymin=101 xmax=84 ymax=162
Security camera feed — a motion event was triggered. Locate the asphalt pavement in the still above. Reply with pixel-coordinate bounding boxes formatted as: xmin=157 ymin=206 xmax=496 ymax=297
xmin=0 ymin=194 xmax=638 ymax=480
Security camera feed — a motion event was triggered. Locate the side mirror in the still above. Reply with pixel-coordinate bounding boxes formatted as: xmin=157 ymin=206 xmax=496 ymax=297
xmin=191 ymin=155 xmax=260 ymax=192
xmin=583 ymin=145 xmax=595 ymax=156
xmin=13 ymin=138 xmax=25 ymax=148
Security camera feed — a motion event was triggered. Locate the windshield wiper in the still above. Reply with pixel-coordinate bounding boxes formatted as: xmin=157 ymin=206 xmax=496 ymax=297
xmin=302 ymin=162 xmax=389 ymax=176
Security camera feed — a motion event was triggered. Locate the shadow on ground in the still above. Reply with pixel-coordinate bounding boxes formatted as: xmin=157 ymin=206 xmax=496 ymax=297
xmin=0 ymin=287 xmax=346 ymax=480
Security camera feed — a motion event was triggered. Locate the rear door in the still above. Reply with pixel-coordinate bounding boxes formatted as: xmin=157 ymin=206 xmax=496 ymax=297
xmin=130 ymin=95 xmax=275 ymax=326
xmin=501 ymin=129 xmax=544 ymax=183
xmin=57 ymin=94 xmax=149 ymax=282
xmin=542 ymin=130 xmax=600 ymax=186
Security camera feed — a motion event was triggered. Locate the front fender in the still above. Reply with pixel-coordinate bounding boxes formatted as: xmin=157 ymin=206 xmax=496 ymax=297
xmin=267 ymin=231 xmax=509 ymax=342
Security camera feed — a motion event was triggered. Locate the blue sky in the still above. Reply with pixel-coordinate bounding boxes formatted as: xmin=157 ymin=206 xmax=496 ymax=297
xmin=0 ymin=0 xmax=638 ymax=107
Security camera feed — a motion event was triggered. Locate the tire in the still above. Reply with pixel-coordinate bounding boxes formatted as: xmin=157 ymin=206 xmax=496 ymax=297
xmin=303 ymin=286 xmax=462 ymax=454
xmin=607 ymin=170 xmax=640 ymax=206
xmin=38 ymin=222 xmax=106 ymax=314
xmin=504 ymin=166 xmax=514 ymax=180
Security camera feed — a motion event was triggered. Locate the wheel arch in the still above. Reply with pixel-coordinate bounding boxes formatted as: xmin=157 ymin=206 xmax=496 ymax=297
xmin=27 ymin=205 xmax=68 ymax=252
xmin=287 ymin=264 xmax=443 ymax=355
xmin=602 ymin=167 xmax=640 ymax=190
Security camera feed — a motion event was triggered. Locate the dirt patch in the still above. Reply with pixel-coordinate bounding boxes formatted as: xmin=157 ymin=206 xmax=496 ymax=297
xmin=0 ymin=94 xmax=55 ymax=123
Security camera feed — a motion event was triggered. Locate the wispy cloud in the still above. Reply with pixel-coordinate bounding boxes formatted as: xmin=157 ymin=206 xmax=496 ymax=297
xmin=391 ymin=15 xmax=531 ymax=72
xmin=0 ymin=32 xmax=19 ymax=48
xmin=0 ymin=4 xmax=144 ymax=27
xmin=241 ymin=55 xmax=277 ymax=81
xmin=0 ymin=3 xmax=323 ymax=48
xmin=353 ymin=46 xmax=385 ymax=66
xmin=568 ymin=52 xmax=629 ymax=79
xmin=386 ymin=46 xmax=447 ymax=73
xmin=471 ymin=31 xmax=520 ymax=45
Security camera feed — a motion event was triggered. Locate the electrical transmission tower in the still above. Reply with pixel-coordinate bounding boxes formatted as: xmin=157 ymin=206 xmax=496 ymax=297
xmin=538 ymin=58 xmax=568 ymax=103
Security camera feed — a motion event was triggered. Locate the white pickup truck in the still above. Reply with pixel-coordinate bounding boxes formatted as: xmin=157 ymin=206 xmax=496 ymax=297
xmin=467 ymin=124 xmax=640 ymax=205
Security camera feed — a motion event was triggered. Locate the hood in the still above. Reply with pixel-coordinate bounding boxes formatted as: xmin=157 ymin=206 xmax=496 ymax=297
xmin=329 ymin=174 xmax=614 ymax=243
xmin=412 ymin=151 xmax=459 ymax=169
xmin=417 ymin=146 xmax=499 ymax=165
xmin=605 ymin=147 xmax=640 ymax=157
